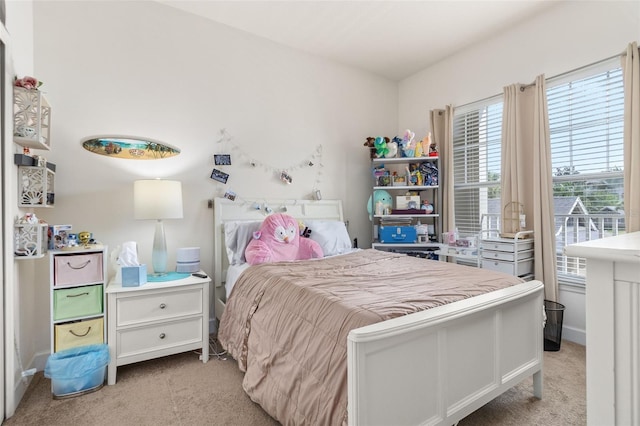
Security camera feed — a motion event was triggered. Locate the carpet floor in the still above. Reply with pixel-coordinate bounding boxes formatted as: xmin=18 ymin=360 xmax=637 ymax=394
xmin=5 ymin=340 xmax=585 ymax=425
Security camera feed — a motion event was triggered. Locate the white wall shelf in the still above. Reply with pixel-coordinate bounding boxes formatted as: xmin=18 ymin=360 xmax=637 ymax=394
xmin=18 ymin=166 xmax=55 ymax=207
xmin=14 ymin=223 xmax=48 ymax=259
xmin=13 ymin=87 xmax=51 ymax=150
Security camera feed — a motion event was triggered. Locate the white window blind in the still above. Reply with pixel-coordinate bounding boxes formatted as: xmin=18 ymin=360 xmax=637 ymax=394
xmin=452 ymin=98 xmax=503 ymax=236
xmin=548 ymin=63 xmax=624 ymax=280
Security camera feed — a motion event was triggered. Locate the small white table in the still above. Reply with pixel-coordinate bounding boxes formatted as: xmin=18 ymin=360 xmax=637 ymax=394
xmin=106 ymin=273 xmax=210 ymax=385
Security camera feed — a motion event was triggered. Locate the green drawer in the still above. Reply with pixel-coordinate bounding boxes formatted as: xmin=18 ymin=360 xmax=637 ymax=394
xmin=53 ymin=284 xmax=103 ymax=321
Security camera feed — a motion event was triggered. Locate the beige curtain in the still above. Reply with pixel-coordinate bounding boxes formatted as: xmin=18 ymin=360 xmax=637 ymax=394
xmin=501 ymin=75 xmax=558 ymax=302
xmin=622 ymin=42 xmax=640 ymax=233
xmin=430 ymin=106 xmax=454 ymax=236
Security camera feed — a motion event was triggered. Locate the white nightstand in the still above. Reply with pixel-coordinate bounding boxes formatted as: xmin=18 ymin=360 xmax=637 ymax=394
xmin=106 ymin=273 xmax=210 ymax=385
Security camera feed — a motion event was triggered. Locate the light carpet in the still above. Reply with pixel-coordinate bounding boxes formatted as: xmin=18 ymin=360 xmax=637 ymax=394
xmin=5 ymin=340 xmax=585 ymax=425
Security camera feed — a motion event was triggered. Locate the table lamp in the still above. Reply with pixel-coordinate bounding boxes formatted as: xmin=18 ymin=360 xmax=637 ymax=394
xmin=133 ymin=179 xmax=183 ymax=276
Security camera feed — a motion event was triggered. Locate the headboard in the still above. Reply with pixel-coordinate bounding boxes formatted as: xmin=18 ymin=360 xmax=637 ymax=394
xmin=213 ymin=197 xmax=344 ymax=320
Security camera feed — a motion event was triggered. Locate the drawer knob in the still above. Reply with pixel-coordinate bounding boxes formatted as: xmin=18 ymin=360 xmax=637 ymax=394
xmin=159 ymin=333 xmax=166 ymax=339
xmin=159 ymin=303 xmax=166 ymax=309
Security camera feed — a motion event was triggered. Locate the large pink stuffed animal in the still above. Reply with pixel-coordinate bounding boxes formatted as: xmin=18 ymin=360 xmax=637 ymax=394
xmin=244 ymin=213 xmax=323 ymax=265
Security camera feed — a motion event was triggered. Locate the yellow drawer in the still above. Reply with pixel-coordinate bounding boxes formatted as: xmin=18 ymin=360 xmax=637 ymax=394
xmin=55 ymin=317 xmax=104 ymax=352
xmin=54 ymin=252 xmax=103 ymax=287
xmin=53 ymin=284 xmax=103 ymax=321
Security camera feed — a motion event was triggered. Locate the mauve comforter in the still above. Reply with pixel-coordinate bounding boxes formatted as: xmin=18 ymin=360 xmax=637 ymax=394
xmin=218 ymin=249 xmax=522 ymax=425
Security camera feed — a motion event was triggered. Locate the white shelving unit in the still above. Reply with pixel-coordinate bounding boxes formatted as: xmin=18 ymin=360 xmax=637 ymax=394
xmin=50 ymin=247 xmax=108 ymax=354
xmin=370 ymin=156 xmax=441 ymax=257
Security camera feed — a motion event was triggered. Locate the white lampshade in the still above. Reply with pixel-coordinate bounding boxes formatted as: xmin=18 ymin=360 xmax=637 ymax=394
xmin=134 ymin=180 xmax=183 ymax=220
xmin=133 ymin=179 xmax=183 ymax=275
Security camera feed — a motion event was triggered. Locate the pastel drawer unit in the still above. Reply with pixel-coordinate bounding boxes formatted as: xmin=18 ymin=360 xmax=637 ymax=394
xmin=55 ymin=317 xmax=104 ymax=352
xmin=115 ymin=287 xmax=203 ymax=327
xmin=481 ymin=250 xmax=533 ymax=262
xmin=482 ymin=258 xmax=534 ymax=277
xmin=481 ymin=239 xmax=533 ymax=253
xmin=116 ymin=316 xmax=203 ymax=360
xmin=54 ymin=252 xmax=104 ymax=287
xmin=53 ymin=284 xmax=103 ymax=321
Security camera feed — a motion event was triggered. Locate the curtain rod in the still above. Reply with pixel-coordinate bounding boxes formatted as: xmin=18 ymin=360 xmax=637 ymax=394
xmin=457 ymin=50 xmax=625 ymax=106
xmin=519 ymin=51 xmax=623 ymax=91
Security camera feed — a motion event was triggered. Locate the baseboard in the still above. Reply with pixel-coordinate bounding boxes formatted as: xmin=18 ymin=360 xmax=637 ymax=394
xmin=562 ymin=325 xmax=586 ymax=346
xmin=8 ymin=349 xmax=50 ymax=418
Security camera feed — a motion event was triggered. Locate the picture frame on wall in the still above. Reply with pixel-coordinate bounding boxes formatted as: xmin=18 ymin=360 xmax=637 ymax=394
xmin=210 ymin=168 xmax=229 ymax=184
xmin=214 ymin=154 xmax=231 ymax=166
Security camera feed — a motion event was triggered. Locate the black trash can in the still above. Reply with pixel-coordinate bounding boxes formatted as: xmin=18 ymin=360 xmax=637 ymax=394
xmin=544 ymin=300 xmax=565 ymax=351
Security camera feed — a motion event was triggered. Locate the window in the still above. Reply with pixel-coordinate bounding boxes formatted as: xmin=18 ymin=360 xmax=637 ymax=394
xmin=548 ymin=62 xmax=624 ymax=282
xmin=452 ymin=98 xmax=503 ymax=237
xmin=452 ymin=58 xmax=624 ymax=286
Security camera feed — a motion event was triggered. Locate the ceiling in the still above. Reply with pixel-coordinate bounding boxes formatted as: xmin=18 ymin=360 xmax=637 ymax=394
xmin=158 ymin=0 xmax=559 ymax=81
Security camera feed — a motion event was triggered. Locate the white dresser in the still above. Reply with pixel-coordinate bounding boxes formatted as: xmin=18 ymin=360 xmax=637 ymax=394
xmin=106 ymin=274 xmax=210 ymax=385
xmin=565 ymin=232 xmax=640 ymax=426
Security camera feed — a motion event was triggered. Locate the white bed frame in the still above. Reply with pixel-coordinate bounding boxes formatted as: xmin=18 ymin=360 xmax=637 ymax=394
xmin=213 ymin=198 xmax=544 ymax=426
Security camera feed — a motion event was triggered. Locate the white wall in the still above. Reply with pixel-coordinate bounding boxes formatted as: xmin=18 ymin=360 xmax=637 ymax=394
xmin=399 ymin=1 xmax=640 ymax=137
xmin=25 ymin=0 xmax=396 ymax=360
xmin=4 ymin=0 xmax=37 ymax=417
xmin=398 ymin=0 xmax=640 ymax=345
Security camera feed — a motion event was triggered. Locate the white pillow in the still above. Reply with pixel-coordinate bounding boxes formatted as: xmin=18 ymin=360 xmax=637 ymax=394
xmin=304 ymin=220 xmax=352 ymax=257
xmin=224 ymin=221 xmax=262 ymax=265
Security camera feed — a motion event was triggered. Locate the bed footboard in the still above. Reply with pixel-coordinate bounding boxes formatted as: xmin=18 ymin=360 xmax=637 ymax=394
xmin=347 ymin=280 xmax=544 ymax=426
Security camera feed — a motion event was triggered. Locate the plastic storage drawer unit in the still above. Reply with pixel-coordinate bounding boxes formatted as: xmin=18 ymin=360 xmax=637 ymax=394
xmin=53 ymin=284 xmax=103 ymax=321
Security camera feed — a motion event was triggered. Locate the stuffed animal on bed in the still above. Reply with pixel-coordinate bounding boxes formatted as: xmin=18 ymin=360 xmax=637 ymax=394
xmin=244 ymin=213 xmax=324 ymax=265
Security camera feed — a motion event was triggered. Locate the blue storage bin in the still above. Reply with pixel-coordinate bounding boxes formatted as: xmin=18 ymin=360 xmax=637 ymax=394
xmin=379 ymin=226 xmax=417 ymax=243
xmin=44 ymin=343 xmax=110 ymax=398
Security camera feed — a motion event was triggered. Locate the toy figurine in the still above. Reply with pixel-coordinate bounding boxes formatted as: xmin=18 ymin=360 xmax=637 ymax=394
xmin=421 ymin=200 xmax=434 ymax=214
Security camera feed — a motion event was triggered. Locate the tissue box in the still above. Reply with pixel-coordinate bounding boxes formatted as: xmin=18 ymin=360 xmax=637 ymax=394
xmin=122 ymin=265 xmax=147 ymax=287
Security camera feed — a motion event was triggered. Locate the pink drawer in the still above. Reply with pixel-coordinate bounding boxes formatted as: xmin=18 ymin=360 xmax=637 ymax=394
xmin=54 ymin=253 xmax=103 ymax=287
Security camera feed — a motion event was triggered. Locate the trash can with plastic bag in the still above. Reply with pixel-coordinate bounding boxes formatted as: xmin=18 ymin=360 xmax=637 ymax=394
xmin=44 ymin=344 xmax=110 ymax=398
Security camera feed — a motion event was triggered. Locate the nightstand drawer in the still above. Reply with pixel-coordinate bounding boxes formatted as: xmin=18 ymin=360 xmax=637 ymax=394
xmin=55 ymin=317 xmax=104 ymax=352
xmin=53 ymin=284 xmax=103 ymax=321
xmin=116 ymin=317 xmax=203 ymax=358
xmin=115 ymin=288 xmax=203 ymax=326
xmin=54 ymin=252 xmax=104 ymax=287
